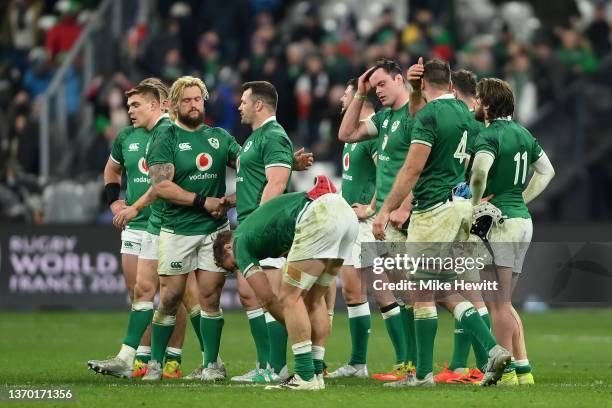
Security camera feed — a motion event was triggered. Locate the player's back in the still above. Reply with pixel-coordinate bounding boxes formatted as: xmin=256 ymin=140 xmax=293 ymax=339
xmin=475 ymin=119 xmax=543 ymax=218
xmin=411 ymin=97 xmax=474 ymax=211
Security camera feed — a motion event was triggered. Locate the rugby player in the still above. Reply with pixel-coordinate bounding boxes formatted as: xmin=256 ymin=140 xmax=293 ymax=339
xmin=373 ymin=59 xmax=512 ymax=387
xmin=214 ymin=178 xmax=359 ymax=390
xmin=470 ymin=78 xmax=554 ymax=385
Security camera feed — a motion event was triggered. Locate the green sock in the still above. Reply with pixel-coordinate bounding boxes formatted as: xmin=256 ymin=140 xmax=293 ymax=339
xmin=189 ymin=306 xmax=204 ymax=353
xmin=402 ymin=305 xmax=417 ymax=366
xmin=472 ymin=309 xmax=491 ymax=371
xmin=246 ymin=309 xmax=270 ymax=368
xmin=135 ymin=346 xmax=151 ymax=363
xmin=200 ymin=310 xmax=224 ymax=366
xmin=381 ymin=304 xmax=408 ymax=364
xmin=347 ymin=303 xmax=371 ymax=365
xmin=456 ymin=303 xmax=496 ymax=353
xmin=165 ymin=347 xmax=182 ymax=363
xmin=515 ymin=359 xmax=532 ymax=374
xmin=151 ymin=311 xmax=176 ymax=363
xmin=414 ymin=306 xmax=438 ymax=380
xmin=313 ymin=345 xmax=325 ymax=375
xmin=292 ymin=341 xmax=314 ymax=381
xmin=449 ymin=319 xmax=470 ymax=370
xmin=123 ymin=301 xmax=154 ymax=349
xmin=266 ymin=313 xmax=288 ymax=372
xmin=505 ymin=359 xmax=517 ymax=373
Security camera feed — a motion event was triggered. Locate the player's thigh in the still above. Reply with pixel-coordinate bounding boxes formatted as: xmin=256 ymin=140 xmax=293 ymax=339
xmin=264 ymin=267 xmax=282 ymax=295
xmin=237 ymin=270 xmax=261 ymax=309
xmin=246 ymin=269 xmax=276 ymax=305
xmin=283 ymin=258 xmax=328 ymax=292
xmin=134 ymin=258 xmax=159 ymax=301
xmin=489 ymin=218 xmax=532 ymax=274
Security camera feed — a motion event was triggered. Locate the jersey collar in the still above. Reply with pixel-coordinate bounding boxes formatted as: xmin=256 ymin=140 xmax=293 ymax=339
xmin=261 ymin=115 xmax=277 ymax=126
xmin=491 ymin=116 xmax=512 ymax=122
xmin=432 ymin=93 xmax=455 ymax=101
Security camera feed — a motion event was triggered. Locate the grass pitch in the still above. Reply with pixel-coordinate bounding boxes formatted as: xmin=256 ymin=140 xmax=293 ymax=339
xmin=1 ymin=309 xmax=611 ymax=407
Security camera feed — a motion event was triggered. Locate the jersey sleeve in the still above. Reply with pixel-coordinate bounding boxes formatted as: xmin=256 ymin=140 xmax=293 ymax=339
xmin=226 ymin=132 xmax=242 ymax=164
xmin=146 ymin=126 xmax=175 ymax=166
xmin=530 ymin=136 xmax=544 ymax=164
xmin=234 ymin=234 xmax=260 ymax=275
xmin=110 ymin=128 xmax=127 ymax=165
xmin=473 ymin=129 xmax=499 ymax=160
xmin=410 ymin=105 xmax=436 ymax=147
xmin=262 ymin=132 xmax=293 ymax=169
xmin=365 ymin=138 xmax=378 ymax=160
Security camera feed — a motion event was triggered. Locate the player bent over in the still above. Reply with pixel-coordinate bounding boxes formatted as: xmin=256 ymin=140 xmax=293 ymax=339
xmin=214 ymin=178 xmax=359 ymax=390
xmin=470 ymin=78 xmax=555 ymax=385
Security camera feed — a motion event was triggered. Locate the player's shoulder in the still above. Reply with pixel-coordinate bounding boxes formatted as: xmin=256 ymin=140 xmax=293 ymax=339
xmin=205 ymin=125 xmax=233 ymax=140
xmin=116 ymin=125 xmax=135 ymax=141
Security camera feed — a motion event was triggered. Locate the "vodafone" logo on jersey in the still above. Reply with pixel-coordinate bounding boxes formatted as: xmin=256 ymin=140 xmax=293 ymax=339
xmin=196 ymin=153 xmax=213 ymax=171
xmin=342 ymin=152 xmax=350 ymax=171
xmin=138 ymin=157 xmax=149 ymax=175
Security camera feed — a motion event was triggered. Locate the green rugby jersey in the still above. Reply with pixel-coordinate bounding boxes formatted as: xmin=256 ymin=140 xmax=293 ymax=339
xmin=341 ymin=140 xmax=377 ymax=205
xmin=410 ymin=95 xmax=478 ymax=212
xmin=144 ymin=116 xmax=173 ymax=235
xmin=465 ymin=109 xmax=486 ymax=177
xmin=235 ymin=117 xmax=294 ymax=223
xmin=368 ymin=102 xmax=414 ymax=211
xmin=110 ymin=126 xmax=151 ymax=231
xmin=473 ymin=119 xmax=543 ymax=219
xmin=234 ymin=192 xmax=310 ymax=275
xmin=147 ymin=123 xmax=241 ymax=235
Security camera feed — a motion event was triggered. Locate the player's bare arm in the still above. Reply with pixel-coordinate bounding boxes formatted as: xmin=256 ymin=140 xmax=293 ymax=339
xmin=260 ymin=166 xmax=291 ymax=205
xmin=469 ymin=152 xmax=494 ymax=206
xmin=103 ymin=157 xmax=126 ymax=215
xmin=373 ymin=143 xmax=430 ymax=240
xmin=523 ymin=152 xmax=555 ymax=204
xmin=113 ymin=186 xmax=157 ymax=230
xmin=407 ymin=57 xmax=426 ymax=116
xmin=389 ymin=192 xmax=414 ymax=229
xmin=338 ymin=68 xmax=378 ymax=143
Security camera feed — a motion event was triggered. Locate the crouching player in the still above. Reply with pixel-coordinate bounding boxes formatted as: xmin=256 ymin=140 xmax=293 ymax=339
xmin=213 ymin=177 xmax=359 ymax=390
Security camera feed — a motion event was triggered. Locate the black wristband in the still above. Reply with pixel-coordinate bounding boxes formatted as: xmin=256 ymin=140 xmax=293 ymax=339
xmin=104 ymin=183 xmax=121 ymax=206
xmin=193 ymin=193 xmax=208 ymax=213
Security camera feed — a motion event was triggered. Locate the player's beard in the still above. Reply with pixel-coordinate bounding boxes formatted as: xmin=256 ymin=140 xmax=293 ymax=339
xmin=179 ymin=109 xmax=204 ymax=129
xmin=475 ymin=105 xmax=485 ymax=122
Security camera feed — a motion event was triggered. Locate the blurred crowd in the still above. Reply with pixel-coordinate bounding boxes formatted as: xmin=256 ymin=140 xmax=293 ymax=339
xmin=1 ymin=0 xmax=611 ymax=223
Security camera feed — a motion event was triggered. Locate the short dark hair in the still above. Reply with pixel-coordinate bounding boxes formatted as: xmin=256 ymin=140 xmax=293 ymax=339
xmin=476 ymin=78 xmax=515 ymax=119
xmin=366 ymin=58 xmax=404 ymax=82
xmin=423 ymin=59 xmax=451 ymax=88
xmin=242 ymin=81 xmax=278 ymax=111
xmin=125 ymin=83 xmax=162 ymax=102
xmin=345 ymin=78 xmax=381 ymax=112
xmin=452 ymin=69 xmax=477 ymax=97
xmin=346 ymin=78 xmax=357 ymax=89
xmin=213 ymin=230 xmax=234 ymax=269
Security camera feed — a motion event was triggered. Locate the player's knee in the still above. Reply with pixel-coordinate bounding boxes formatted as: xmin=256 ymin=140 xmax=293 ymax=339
xmin=160 ymin=291 xmax=182 ymax=314
xmin=134 ymin=281 xmax=156 ymax=301
xmin=200 ymin=290 xmax=221 ymax=311
xmin=342 ymin=286 xmax=364 ymax=304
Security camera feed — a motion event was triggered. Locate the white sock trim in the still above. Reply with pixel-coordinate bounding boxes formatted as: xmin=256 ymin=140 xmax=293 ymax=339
xmin=118 ymin=344 xmax=136 ymax=364
xmin=381 ymin=306 xmax=401 ymax=320
xmin=478 ymin=307 xmax=489 ymax=316
xmin=264 ymin=312 xmax=277 ymax=323
xmin=136 ymin=345 xmax=151 ymax=355
xmin=132 ymin=301 xmax=154 ymax=311
xmin=153 ymin=311 xmax=176 ymax=326
xmin=201 ymin=309 xmax=223 ymax=319
xmin=414 ymin=306 xmax=437 ymax=320
xmin=246 ymin=308 xmax=264 ymax=320
xmin=515 ymin=359 xmax=530 ymax=367
xmin=189 ymin=305 xmax=201 ymax=318
xmin=166 ymin=347 xmax=182 ymax=356
xmin=312 ymin=345 xmax=325 ymax=360
xmin=291 ymin=340 xmax=312 ymax=355
xmin=348 ymin=303 xmax=371 ymax=318
xmin=453 ymin=301 xmax=473 ymax=321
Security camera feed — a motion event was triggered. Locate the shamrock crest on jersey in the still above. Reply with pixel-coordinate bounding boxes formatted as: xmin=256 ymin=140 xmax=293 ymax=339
xmin=391 ymin=120 xmax=400 ymax=132
xmin=208 ymin=138 xmax=219 ymax=149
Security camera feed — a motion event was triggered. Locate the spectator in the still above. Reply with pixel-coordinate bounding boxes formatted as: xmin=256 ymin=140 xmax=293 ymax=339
xmin=295 ymin=52 xmax=329 ymax=148
xmin=585 ymin=2 xmax=611 ymax=58
xmin=1 ymin=0 xmax=44 ymax=73
xmin=291 ymin=3 xmax=326 ymax=46
xmin=506 ymin=48 xmax=537 ymax=125
xmin=556 ymin=28 xmax=598 ymax=80
xmin=44 ymin=0 xmax=82 ymax=64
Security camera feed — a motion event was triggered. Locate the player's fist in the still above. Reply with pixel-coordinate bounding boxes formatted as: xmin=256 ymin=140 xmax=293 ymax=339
xmin=113 ymin=205 xmax=138 ymax=230
xmin=406 ymin=57 xmax=424 ymax=90
xmin=205 ymin=197 xmax=226 ymax=219
xmin=293 ymin=147 xmax=314 ymax=171
xmin=352 ymin=203 xmax=374 ymax=221
xmin=110 ymin=200 xmax=127 ymax=216
xmin=389 ymin=207 xmax=411 ymax=230
xmin=372 ymin=211 xmax=389 ymax=241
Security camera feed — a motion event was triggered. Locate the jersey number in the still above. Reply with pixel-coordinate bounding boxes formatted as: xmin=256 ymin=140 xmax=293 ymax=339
xmin=453 ymin=131 xmax=468 ymax=164
xmin=513 ymin=151 xmax=528 ymax=185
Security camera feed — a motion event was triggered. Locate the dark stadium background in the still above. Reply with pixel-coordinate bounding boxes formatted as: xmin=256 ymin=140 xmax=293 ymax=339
xmin=1 ymin=0 xmax=612 ymax=311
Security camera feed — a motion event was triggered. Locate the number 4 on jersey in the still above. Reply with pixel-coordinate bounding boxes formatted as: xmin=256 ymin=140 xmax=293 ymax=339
xmin=454 ymin=131 xmax=468 ymax=164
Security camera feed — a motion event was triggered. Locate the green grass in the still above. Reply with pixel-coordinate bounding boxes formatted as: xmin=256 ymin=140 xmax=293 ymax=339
xmin=1 ymin=309 xmax=612 ymax=407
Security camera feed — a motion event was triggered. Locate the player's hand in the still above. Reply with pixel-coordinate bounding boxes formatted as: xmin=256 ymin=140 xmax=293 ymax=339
xmin=352 ymin=203 xmax=374 ymax=220
xmin=406 ymin=57 xmax=424 ymax=90
xmin=481 ymin=194 xmax=494 ymax=202
xmin=293 ymin=148 xmax=314 ymax=171
xmin=357 ymin=67 xmax=376 ymax=95
xmin=205 ymin=197 xmax=226 ymax=219
xmin=110 ymin=200 xmax=127 ymax=216
xmin=113 ymin=205 xmax=138 ymax=230
xmin=372 ymin=210 xmax=389 ymax=241
xmin=389 ymin=207 xmax=411 ymax=230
